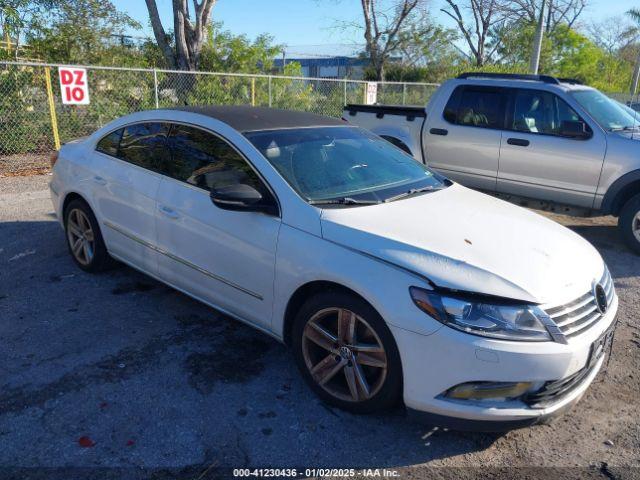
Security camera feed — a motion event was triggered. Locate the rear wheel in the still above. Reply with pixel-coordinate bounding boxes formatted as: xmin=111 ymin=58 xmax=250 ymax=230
xmin=292 ymin=291 xmax=402 ymax=413
xmin=618 ymin=193 xmax=640 ymax=254
xmin=64 ymin=199 xmax=112 ymax=272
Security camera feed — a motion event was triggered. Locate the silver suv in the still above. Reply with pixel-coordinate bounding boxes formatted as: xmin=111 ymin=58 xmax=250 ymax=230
xmin=344 ymin=73 xmax=640 ymax=253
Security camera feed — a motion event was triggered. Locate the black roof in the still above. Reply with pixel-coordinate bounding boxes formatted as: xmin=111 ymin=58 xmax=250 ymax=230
xmin=168 ymin=105 xmax=344 ymax=132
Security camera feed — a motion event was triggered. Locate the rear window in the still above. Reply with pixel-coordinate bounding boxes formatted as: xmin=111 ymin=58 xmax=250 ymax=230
xmin=96 ymin=129 xmax=122 ymax=156
xmin=118 ymin=122 xmax=170 ymax=171
xmin=444 ymin=86 xmax=507 ymax=129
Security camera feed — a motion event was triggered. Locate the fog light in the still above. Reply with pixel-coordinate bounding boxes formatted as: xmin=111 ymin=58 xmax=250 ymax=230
xmin=445 ymin=381 xmax=533 ymax=401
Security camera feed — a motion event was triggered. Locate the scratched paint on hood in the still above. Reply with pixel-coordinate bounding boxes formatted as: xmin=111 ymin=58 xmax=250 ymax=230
xmin=320 ymin=184 xmax=604 ymax=305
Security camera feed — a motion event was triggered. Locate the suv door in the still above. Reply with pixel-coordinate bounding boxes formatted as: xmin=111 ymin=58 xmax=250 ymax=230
xmin=496 ymin=88 xmax=607 ymax=208
xmin=425 ymin=85 xmax=507 ymax=191
xmin=91 ymin=122 xmax=169 ymax=274
xmin=154 ymin=124 xmax=281 ymax=330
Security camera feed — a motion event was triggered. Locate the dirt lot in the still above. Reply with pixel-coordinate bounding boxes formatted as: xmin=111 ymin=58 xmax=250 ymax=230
xmin=0 ymin=174 xmax=638 ymax=479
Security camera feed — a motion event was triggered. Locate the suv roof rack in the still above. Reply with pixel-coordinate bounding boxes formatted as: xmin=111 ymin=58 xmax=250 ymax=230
xmin=557 ymin=77 xmax=583 ymax=85
xmin=456 ymin=72 xmax=560 ymax=85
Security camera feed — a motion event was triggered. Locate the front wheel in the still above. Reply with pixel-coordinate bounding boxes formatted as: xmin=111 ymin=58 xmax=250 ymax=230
xmin=618 ymin=193 xmax=640 ymax=255
xmin=292 ymin=291 xmax=402 ymax=413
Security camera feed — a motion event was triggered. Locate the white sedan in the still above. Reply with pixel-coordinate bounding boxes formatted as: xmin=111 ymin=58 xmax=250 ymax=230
xmin=49 ymin=106 xmax=618 ymax=431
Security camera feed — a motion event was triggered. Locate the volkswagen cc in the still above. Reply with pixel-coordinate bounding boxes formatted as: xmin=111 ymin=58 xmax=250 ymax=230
xmin=49 ymin=106 xmax=618 ymax=430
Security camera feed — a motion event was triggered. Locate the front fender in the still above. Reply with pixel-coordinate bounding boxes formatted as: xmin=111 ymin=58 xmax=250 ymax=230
xmin=272 ymin=223 xmax=441 ymax=339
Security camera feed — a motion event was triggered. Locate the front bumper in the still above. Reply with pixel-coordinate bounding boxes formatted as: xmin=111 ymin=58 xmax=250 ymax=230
xmin=393 ymin=294 xmax=618 ymax=431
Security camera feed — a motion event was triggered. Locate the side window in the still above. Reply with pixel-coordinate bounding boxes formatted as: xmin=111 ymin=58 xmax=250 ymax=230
xmin=118 ymin=122 xmax=170 ymax=170
xmin=511 ymin=89 xmax=588 ymax=137
xmin=167 ymin=124 xmax=270 ymax=196
xmin=456 ymin=88 xmax=505 ymax=129
xmin=443 ymin=86 xmax=506 ymax=129
xmin=96 ymin=128 xmax=123 ymax=156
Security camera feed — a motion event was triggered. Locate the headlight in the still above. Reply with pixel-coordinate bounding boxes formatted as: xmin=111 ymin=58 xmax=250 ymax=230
xmin=409 ymin=287 xmax=552 ymax=341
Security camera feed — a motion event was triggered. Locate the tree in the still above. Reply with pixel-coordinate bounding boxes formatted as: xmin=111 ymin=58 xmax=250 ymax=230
xmin=502 ymin=0 xmax=587 ymax=33
xmin=628 ymin=8 xmax=640 ymax=96
xmin=0 ymin=0 xmax=51 ymax=59
xmin=357 ymin=0 xmax=422 ymax=80
xmin=198 ymin=24 xmax=282 ymax=73
xmin=440 ymin=0 xmax=510 ymax=67
xmin=145 ymin=0 xmax=217 ymax=71
xmin=27 ymin=0 xmax=141 ymax=65
xmin=588 ymin=16 xmax=635 ymax=55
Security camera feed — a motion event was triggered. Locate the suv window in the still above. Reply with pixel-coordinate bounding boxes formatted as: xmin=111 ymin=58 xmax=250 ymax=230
xmin=511 ymin=89 xmax=587 ymax=137
xmin=444 ymin=86 xmax=506 ymax=129
xmin=96 ymin=129 xmax=123 ymax=156
xmin=119 ymin=122 xmax=170 ymax=170
xmin=167 ymin=124 xmax=270 ymax=196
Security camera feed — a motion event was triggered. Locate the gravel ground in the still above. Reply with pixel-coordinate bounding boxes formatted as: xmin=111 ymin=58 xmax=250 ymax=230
xmin=0 ymin=153 xmax=51 ymax=177
xmin=0 ymin=174 xmax=638 ymax=480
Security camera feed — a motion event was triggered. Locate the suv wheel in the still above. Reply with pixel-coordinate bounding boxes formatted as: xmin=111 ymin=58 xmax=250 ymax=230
xmin=64 ymin=199 xmax=112 ymax=272
xmin=619 ymin=193 xmax=640 ymax=255
xmin=292 ymin=291 xmax=402 ymax=413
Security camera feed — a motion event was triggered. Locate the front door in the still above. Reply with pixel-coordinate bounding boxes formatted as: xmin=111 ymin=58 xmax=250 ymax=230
xmin=424 ymin=85 xmax=507 ymax=191
xmin=154 ymin=124 xmax=281 ymax=329
xmin=496 ymin=88 xmax=607 ymax=208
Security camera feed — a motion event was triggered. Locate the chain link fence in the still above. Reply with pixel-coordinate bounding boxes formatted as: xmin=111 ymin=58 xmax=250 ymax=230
xmin=0 ymin=61 xmax=440 ymax=176
xmin=1 ymin=60 xmax=637 ymax=177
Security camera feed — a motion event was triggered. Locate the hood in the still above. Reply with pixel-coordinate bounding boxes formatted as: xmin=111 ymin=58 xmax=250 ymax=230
xmin=320 ymin=184 xmax=603 ymax=304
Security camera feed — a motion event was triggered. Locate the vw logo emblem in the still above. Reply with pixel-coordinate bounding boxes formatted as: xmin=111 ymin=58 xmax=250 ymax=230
xmin=594 ymin=283 xmax=608 ymax=314
xmin=339 ymin=346 xmax=353 ymax=360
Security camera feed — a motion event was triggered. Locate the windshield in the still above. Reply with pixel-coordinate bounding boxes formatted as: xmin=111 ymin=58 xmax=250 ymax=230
xmin=244 ymin=126 xmax=447 ymax=204
xmin=571 ymin=89 xmax=639 ymax=131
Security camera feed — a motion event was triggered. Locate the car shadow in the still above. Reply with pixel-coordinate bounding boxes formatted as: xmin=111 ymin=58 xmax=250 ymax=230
xmin=0 ymin=219 xmax=504 ymax=471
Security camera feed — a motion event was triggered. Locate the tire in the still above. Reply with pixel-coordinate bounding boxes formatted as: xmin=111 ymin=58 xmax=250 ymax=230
xmin=64 ymin=198 xmax=112 ymax=272
xmin=618 ymin=193 xmax=640 ymax=255
xmin=292 ymin=290 xmax=402 ymax=414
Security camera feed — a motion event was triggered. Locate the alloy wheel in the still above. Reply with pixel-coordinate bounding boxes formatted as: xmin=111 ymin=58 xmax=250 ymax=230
xmin=67 ymin=208 xmax=95 ymax=266
xmin=302 ymin=307 xmax=388 ymax=402
xmin=633 ymin=211 xmax=640 ymax=243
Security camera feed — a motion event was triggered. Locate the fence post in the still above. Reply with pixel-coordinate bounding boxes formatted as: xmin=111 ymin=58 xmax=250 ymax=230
xmin=251 ymin=77 xmax=256 ymax=106
xmin=153 ymin=68 xmax=159 ymax=108
xmin=44 ymin=66 xmax=61 ymax=151
xmin=402 ymin=83 xmax=407 ymax=105
xmin=343 ymin=79 xmax=347 ymax=106
xmin=268 ymin=75 xmax=272 ymax=107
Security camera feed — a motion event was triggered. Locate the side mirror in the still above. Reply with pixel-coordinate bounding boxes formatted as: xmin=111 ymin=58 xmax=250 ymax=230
xmin=560 ymin=120 xmax=591 ymax=139
xmin=209 ymin=184 xmax=278 ymax=215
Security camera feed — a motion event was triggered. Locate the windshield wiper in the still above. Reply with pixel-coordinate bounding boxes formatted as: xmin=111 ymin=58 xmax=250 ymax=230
xmin=610 ymin=125 xmax=640 ymax=131
xmin=308 ymin=197 xmax=381 ymax=206
xmin=384 ymin=186 xmax=437 ymax=202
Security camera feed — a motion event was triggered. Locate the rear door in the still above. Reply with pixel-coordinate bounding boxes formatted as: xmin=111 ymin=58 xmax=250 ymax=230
xmin=424 ymin=85 xmax=507 ymax=191
xmin=154 ymin=124 xmax=281 ymax=329
xmin=91 ymin=122 xmax=169 ymax=274
xmin=496 ymin=88 xmax=606 ymax=208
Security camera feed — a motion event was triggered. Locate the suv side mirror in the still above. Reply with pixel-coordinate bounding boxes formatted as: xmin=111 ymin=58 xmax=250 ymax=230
xmin=560 ymin=120 xmax=591 ymax=139
xmin=209 ymin=184 xmax=278 ymax=215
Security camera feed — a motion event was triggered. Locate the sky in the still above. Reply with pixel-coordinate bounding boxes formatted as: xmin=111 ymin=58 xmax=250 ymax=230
xmin=114 ymin=0 xmax=640 ymax=57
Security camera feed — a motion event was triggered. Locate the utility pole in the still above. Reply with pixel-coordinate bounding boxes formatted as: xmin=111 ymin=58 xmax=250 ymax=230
xmin=631 ymin=54 xmax=640 ymax=98
xmin=529 ymin=0 xmax=546 ymax=74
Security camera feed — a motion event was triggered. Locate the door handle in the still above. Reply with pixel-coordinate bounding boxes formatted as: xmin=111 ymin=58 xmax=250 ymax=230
xmin=93 ymin=176 xmax=107 ymax=185
xmin=507 ymin=138 xmax=530 ymax=147
xmin=429 ymin=128 xmax=448 ymax=136
xmin=159 ymin=205 xmax=180 ymax=219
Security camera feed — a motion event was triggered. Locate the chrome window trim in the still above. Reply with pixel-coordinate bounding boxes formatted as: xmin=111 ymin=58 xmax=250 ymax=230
xmin=92 ymin=119 xmax=282 ymax=218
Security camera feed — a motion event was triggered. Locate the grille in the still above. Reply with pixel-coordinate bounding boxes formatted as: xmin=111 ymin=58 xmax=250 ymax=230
xmin=523 ymin=361 xmax=597 ymax=408
xmin=544 ymin=267 xmax=614 ymax=339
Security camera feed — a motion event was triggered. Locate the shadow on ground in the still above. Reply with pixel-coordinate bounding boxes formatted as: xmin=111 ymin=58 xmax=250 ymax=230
xmin=0 ymin=219 xmax=502 ymax=471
